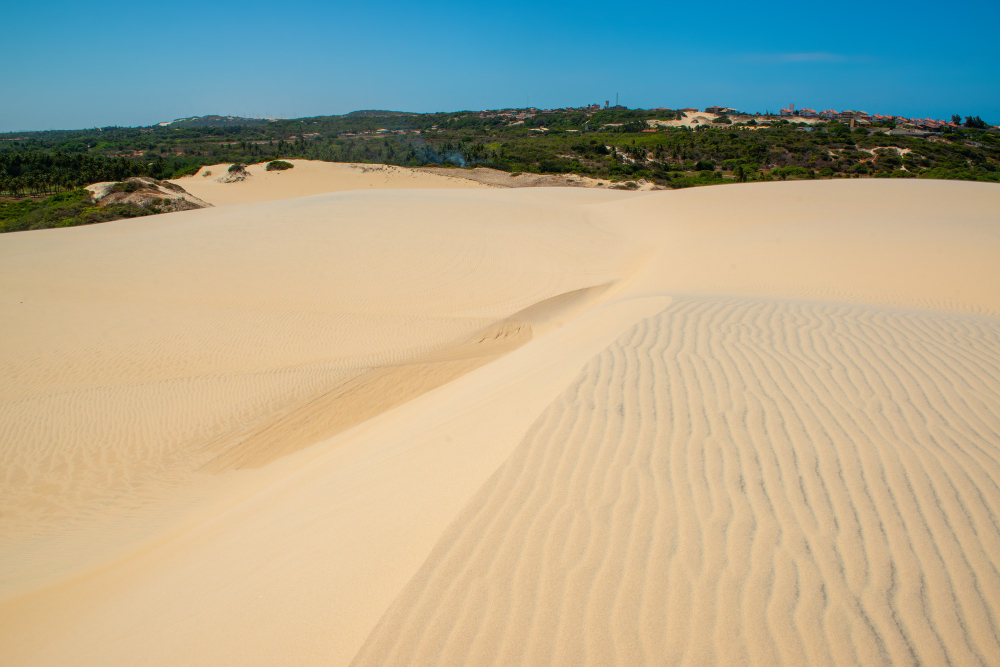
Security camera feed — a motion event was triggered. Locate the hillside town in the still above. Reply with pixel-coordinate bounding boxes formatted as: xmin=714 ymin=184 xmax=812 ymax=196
xmin=774 ymin=103 xmax=961 ymax=131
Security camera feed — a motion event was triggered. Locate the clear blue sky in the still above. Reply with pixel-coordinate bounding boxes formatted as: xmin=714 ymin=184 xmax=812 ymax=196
xmin=3 ymin=0 xmax=997 ymax=131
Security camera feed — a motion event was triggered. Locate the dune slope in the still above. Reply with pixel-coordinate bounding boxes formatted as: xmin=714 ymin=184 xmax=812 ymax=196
xmin=0 ymin=187 xmax=638 ymax=598
xmin=1 ymin=179 xmax=998 ymax=666
xmin=169 ymin=159 xmax=489 ymax=205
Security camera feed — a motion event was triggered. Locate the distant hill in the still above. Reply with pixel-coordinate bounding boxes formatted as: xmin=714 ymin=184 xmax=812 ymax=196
xmin=344 ymin=110 xmax=418 ymax=118
xmin=157 ymin=115 xmax=272 ymax=128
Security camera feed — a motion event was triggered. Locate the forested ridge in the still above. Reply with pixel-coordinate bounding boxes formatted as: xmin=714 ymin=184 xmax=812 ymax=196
xmin=3 ymin=108 xmax=998 ymax=197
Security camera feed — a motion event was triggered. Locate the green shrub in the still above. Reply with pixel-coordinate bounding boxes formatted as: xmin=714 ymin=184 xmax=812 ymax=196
xmin=110 ymin=180 xmax=142 ymax=193
xmin=770 ymin=166 xmax=812 ymax=180
xmin=670 ymin=171 xmax=728 ymax=189
xmin=266 ymin=160 xmax=294 ymax=171
xmin=918 ymin=167 xmax=1000 ymax=182
xmin=171 ymin=164 xmax=202 ymax=178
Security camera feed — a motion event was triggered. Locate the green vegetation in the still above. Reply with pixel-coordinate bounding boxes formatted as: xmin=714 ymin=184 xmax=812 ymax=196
xmin=0 ymin=153 xmax=148 ymax=196
xmin=266 ymin=160 xmax=294 ymax=171
xmin=0 ymin=189 xmax=155 ymax=233
xmin=964 ymin=116 xmax=989 ymax=130
xmin=110 ymin=180 xmax=142 ymax=193
xmin=1 ymin=109 xmax=997 ymax=205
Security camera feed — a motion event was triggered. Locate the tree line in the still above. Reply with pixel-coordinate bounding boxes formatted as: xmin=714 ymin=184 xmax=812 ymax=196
xmin=2 ymin=109 xmax=997 ymax=198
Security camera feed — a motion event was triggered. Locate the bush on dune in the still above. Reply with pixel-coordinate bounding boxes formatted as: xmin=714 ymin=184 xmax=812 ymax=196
xmin=110 ymin=180 xmax=142 ymax=193
xmin=266 ymin=160 xmax=294 ymax=171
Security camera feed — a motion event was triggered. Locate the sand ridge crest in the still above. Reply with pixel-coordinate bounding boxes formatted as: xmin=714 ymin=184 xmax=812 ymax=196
xmin=201 ymin=283 xmax=613 ymax=472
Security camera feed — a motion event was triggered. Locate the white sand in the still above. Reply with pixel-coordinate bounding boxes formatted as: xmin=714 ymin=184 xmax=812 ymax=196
xmin=1 ymin=178 xmax=999 ymax=666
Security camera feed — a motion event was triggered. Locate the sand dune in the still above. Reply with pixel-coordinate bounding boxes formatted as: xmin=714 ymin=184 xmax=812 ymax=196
xmin=170 ymin=159 xmax=489 ymax=205
xmin=1 ymin=179 xmax=998 ymax=666
xmin=0 ymin=187 xmax=637 ymax=598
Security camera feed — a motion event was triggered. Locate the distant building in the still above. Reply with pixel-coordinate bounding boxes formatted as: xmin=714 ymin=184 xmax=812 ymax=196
xmin=910 ymin=118 xmax=946 ymax=131
xmin=837 ymin=110 xmax=870 ymax=122
xmin=705 ymin=106 xmax=735 ymax=114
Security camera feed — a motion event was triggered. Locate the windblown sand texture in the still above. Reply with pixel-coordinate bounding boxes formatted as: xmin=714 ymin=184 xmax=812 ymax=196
xmin=1 ymin=178 xmax=999 ymax=666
